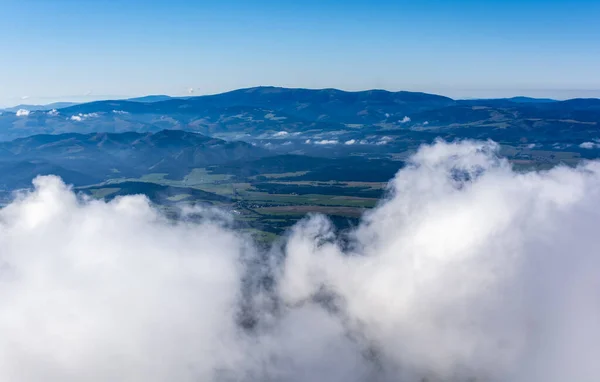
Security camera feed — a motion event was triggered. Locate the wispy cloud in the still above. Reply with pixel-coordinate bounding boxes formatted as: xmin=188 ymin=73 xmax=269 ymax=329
xmin=314 ymin=139 xmax=339 ymax=145
xmin=376 ymin=136 xmax=393 ymax=145
xmin=70 ymin=112 xmax=99 ymax=122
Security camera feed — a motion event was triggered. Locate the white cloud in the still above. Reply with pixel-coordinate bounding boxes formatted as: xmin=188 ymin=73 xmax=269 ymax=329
xmin=282 ymin=141 xmax=293 ymax=146
xmin=314 ymin=140 xmax=339 ymax=145
xmin=279 ymin=140 xmax=600 ymax=381
xmin=423 ymin=121 xmax=429 ymax=126
xmin=70 ymin=113 xmax=99 ymax=122
xmin=2 ymin=142 xmax=600 ymax=381
xmin=376 ymin=136 xmax=393 ymax=145
xmin=0 ymin=177 xmax=248 ymax=381
xmin=112 ymin=110 xmax=129 ymax=115
xmin=400 ymin=116 xmax=411 ymax=123
xmin=580 ymin=142 xmax=600 ymax=149
xmin=20 ymin=95 xmax=30 ymax=100
xmin=305 ymin=139 xmax=311 ymax=144
xmin=16 ymin=109 xmax=31 ymax=117
xmin=273 ymin=131 xmax=289 ymax=137
xmin=47 ymin=109 xmax=59 ymax=116
xmin=527 ymin=143 xmax=537 ymax=149
xmin=345 ymin=139 xmax=356 ymax=145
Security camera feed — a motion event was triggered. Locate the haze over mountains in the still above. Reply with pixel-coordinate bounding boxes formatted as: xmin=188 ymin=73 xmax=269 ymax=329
xmin=1 ymin=86 xmax=599 ymax=143
xmin=0 ymin=86 xmax=598 ymax=203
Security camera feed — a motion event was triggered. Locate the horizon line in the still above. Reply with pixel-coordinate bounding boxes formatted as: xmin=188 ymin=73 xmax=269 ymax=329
xmin=3 ymin=86 xmax=600 ymax=108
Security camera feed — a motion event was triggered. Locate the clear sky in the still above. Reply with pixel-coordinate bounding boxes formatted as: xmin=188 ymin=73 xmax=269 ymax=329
xmin=1 ymin=0 xmax=599 ymax=106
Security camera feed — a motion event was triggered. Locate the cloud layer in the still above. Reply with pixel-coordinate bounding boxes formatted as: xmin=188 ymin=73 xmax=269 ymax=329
xmin=1 ymin=140 xmax=600 ymax=381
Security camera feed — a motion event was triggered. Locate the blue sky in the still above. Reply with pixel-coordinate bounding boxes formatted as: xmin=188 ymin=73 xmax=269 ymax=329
xmin=1 ymin=0 xmax=599 ymax=106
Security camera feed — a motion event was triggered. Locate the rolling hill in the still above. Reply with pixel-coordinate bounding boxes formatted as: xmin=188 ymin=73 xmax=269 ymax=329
xmin=0 ymin=130 xmax=270 ymax=189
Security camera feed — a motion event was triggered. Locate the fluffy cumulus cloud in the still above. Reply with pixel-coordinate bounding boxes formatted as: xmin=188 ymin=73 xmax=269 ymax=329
xmin=273 ymin=131 xmax=289 ymax=137
xmin=344 ymin=139 xmax=356 ymax=145
xmin=580 ymin=141 xmax=600 ymax=149
xmin=16 ymin=109 xmax=31 ymax=117
xmin=1 ymin=140 xmax=600 ymax=381
xmin=0 ymin=178 xmax=250 ymax=381
xmin=400 ymin=116 xmax=411 ymax=123
xmin=47 ymin=109 xmax=59 ymax=117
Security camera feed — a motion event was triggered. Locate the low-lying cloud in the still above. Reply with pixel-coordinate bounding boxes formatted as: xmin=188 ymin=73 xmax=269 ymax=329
xmin=314 ymin=139 xmax=339 ymax=145
xmin=1 ymin=140 xmax=600 ymax=381
xmin=70 ymin=113 xmax=99 ymax=122
xmin=16 ymin=109 xmax=31 ymax=117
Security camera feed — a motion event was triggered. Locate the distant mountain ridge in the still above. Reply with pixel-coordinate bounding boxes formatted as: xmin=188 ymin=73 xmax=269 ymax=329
xmin=1 ymin=102 xmax=79 ymax=112
xmin=0 ymin=86 xmax=598 ymax=143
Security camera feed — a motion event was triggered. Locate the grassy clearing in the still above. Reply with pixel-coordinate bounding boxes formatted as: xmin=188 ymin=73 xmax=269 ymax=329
xmin=88 ymin=187 xmax=120 ymax=199
xmin=249 ymin=171 xmax=309 ymax=180
xmin=240 ymin=192 xmax=378 ymax=208
xmin=255 ymin=205 xmax=367 ymax=218
xmin=103 ymin=168 xmax=231 ymax=188
xmin=261 ymin=180 xmax=387 ymax=189
xmin=183 ymin=168 xmax=232 ymax=185
xmin=194 ymin=182 xmax=252 ymax=196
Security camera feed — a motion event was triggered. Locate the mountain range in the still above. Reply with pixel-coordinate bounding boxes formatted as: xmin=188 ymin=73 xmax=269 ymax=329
xmin=1 ymin=87 xmax=597 ymax=144
xmin=0 ymin=86 xmax=599 ymax=196
xmin=0 ymin=130 xmax=267 ymax=189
